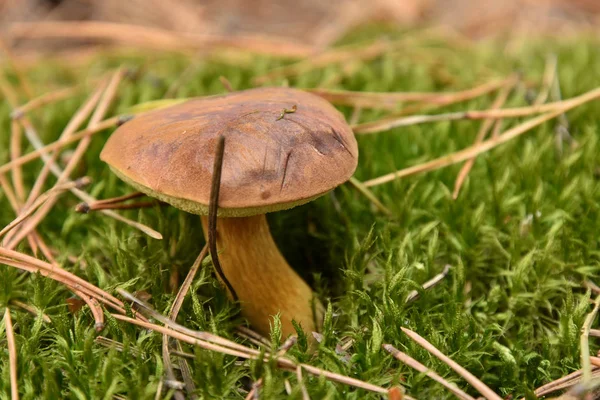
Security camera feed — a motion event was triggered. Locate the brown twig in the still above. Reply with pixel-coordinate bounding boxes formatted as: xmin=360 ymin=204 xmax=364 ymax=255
xmin=236 ymin=326 xmax=272 ymax=349
xmin=401 ymin=327 xmax=501 ymax=400
xmin=3 ymin=308 xmax=19 ymax=400
xmin=383 ymin=344 xmax=474 ymax=400
xmin=452 ymin=75 xmax=518 ymax=199
xmin=208 ymin=136 xmax=238 ymax=301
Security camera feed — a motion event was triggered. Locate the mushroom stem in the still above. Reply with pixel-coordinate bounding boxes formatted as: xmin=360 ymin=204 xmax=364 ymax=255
xmin=201 ymin=214 xmax=323 ymax=338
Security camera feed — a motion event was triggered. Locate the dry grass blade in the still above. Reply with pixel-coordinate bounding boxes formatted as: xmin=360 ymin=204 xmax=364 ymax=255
xmin=383 ymin=344 xmax=474 ymax=400
xmin=9 ymin=299 xmax=51 ymax=323
xmin=9 ymin=121 xmax=25 ymax=203
xmin=10 ymin=21 xmax=316 ymax=58
xmin=0 ymin=177 xmax=91 ymax=239
xmin=117 ymin=289 xmax=252 ymax=354
xmin=236 ymin=326 xmax=272 ymax=349
xmin=244 ymin=378 xmax=263 ymax=400
xmin=581 ymin=295 xmax=600 ymax=382
xmin=21 ymin=78 xmax=108 ymax=210
xmin=296 ymin=366 xmax=311 ymax=400
xmin=405 ymin=264 xmax=452 ymax=303
xmin=0 ymin=38 xmax=33 ymax=98
xmin=529 ymin=367 xmax=600 ymax=398
xmin=452 ymin=75 xmax=518 ymax=199
xmin=3 ymin=308 xmax=19 ymax=400
xmin=0 ymin=116 xmax=120 ymax=175
xmin=11 ymin=85 xmax=81 ymax=119
xmin=353 ymin=86 xmax=600 ymax=135
xmin=307 ymin=78 xmax=508 ymax=110
xmin=401 ymin=327 xmax=501 ymax=400
xmin=534 ymin=54 xmax=558 ymax=106
xmin=253 ymin=39 xmax=393 ymax=84
xmin=0 ymin=248 xmax=147 ymax=322
xmin=113 ymin=314 xmax=391 ymax=395
xmin=363 ymin=87 xmax=600 ymax=188
xmin=71 ymin=288 xmax=105 ymax=332
xmin=162 ymin=245 xmax=208 ymax=400
xmin=347 ymin=177 xmax=392 ymax=215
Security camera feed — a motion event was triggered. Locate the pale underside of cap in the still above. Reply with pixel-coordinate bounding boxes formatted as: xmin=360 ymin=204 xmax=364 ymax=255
xmin=101 ymin=87 xmax=358 ymax=217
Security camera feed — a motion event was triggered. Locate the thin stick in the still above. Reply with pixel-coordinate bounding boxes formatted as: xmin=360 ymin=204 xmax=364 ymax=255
xmin=581 ymin=295 xmax=600 ymax=382
xmin=405 ymin=264 xmax=452 ymax=303
xmin=347 ymin=177 xmax=392 ymax=215
xmin=530 ymin=367 xmax=600 ymax=398
xmin=3 ymin=308 xmax=19 ymax=400
xmin=401 ymin=327 xmax=502 ymax=400
xmin=208 ymin=136 xmax=238 ymax=301
xmin=383 ymin=344 xmax=474 ymax=400
xmin=364 ymin=111 xmax=568 ymax=188
xmin=452 ymin=76 xmax=517 ymax=199
xmin=9 ymin=299 xmax=51 ymax=323
xmin=353 ymin=86 xmax=600 ymax=135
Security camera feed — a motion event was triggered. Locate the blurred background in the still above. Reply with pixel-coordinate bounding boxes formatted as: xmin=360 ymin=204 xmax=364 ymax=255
xmin=1 ymin=0 xmax=598 ymax=53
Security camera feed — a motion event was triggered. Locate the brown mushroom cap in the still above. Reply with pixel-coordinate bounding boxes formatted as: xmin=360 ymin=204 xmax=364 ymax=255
xmin=100 ymin=87 xmax=358 ymax=217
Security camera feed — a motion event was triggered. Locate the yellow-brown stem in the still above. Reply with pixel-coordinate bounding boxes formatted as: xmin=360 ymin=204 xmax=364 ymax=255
xmin=201 ymin=214 xmax=323 ymax=338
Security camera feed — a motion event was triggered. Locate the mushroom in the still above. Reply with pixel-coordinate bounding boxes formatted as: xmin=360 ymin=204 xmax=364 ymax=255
xmin=100 ymin=87 xmax=358 ymax=337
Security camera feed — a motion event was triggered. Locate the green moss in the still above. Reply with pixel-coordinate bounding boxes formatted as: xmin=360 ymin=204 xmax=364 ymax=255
xmin=1 ymin=29 xmax=600 ymax=399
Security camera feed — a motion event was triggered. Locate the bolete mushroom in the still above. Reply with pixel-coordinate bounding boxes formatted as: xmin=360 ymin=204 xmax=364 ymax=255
xmin=100 ymin=87 xmax=358 ymax=337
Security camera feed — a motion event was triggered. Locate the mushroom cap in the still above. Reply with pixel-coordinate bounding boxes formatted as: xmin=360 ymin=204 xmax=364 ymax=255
xmin=100 ymin=87 xmax=358 ymax=217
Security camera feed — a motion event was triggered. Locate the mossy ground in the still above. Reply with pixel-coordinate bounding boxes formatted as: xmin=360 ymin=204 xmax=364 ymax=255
xmin=1 ymin=28 xmax=600 ymax=399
